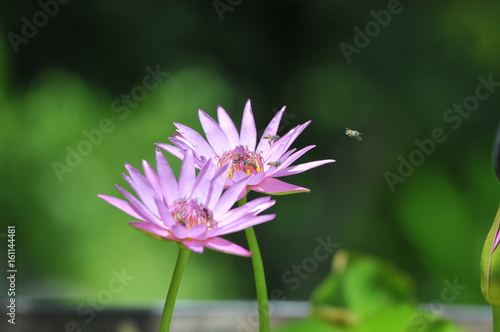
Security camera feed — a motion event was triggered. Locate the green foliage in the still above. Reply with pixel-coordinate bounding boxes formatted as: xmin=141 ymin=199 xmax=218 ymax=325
xmin=276 ymin=251 xmax=467 ymax=332
xmin=311 ymin=251 xmax=415 ymax=315
xmin=274 ymin=316 xmax=343 ymax=332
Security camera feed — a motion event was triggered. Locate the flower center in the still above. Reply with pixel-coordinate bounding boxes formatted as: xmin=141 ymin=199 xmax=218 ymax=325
xmin=217 ymin=145 xmax=264 ymax=178
xmin=170 ymin=198 xmax=217 ymax=230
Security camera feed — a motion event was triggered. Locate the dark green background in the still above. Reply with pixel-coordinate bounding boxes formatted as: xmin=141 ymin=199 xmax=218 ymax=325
xmin=1 ymin=0 xmax=499 ymax=306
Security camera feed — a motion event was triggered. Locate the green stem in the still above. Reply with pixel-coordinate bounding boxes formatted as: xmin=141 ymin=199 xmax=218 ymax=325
xmin=494 ymin=306 xmax=500 ymax=332
xmin=158 ymin=244 xmax=191 ymax=332
xmin=239 ymin=196 xmax=270 ymax=332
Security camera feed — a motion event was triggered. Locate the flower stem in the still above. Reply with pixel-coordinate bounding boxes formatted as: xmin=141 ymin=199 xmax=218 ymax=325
xmin=239 ymin=196 xmax=270 ymax=332
xmin=494 ymin=306 xmax=500 ymax=332
xmin=158 ymin=244 xmax=191 ymax=332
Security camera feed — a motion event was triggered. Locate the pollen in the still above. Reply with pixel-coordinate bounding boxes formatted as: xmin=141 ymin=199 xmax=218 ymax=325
xmin=170 ymin=198 xmax=217 ymax=230
xmin=217 ymin=145 xmax=264 ymax=178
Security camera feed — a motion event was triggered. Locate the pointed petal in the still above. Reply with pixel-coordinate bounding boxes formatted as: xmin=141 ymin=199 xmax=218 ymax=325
xmin=116 ymin=185 xmax=163 ymax=225
xmin=129 ymin=221 xmax=173 ymax=240
xmin=247 ymin=172 xmax=267 ymax=185
xmin=154 ymin=196 xmax=176 ymax=229
xmin=182 ymin=240 xmax=204 ymax=253
xmin=249 ymin=177 xmax=310 ymax=195
xmin=198 ymin=109 xmax=231 ymax=156
xmin=266 ymin=121 xmax=310 ymax=162
xmin=171 ymin=224 xmax=190 ymax=239
xmin=212 ymin=177 xmax=251 ymax=218
xmin=206 ymin=164 xmax=230 ymax=209
xmin=156 ymin=149 xmax=179 ymax=205
xmin=239 ymin=100 xmax=257 ymax=151
xmin=265 ymin=148 xmax=296 ymax=169
xmin=231 ymin=170 xmax=249 ymax=183
xmin=271 ymin=145 xmax=316 ymax=172
xmin=203 ymin=237 xmax=251 ymax=256
xmin=98 ymin=194 xmax=145 ymax=221
xmin=191 ymin=160 xmax=215 ymax=204
xmin=217 ymin=196 xmax=275 ymax=227
xmin=256 ymin=106 xmax=286 ymax=155
xmin=178 ymin=150 xmax=195 ymax=197
xmin=156 ymin=143 xmax=185 ymax=161
xmin=273 ymin=159 xmax=336 ymax=177
xmin=143 ymin=160 xmax=162 ymax=198
xmin=159 ymin=138 xmax=207 ymax=169
xmin=124 ymin=164 xmax=159 ymax=215
xmin=217 ymin=105 xmax=240 ymax=144
xmin=215 ymin=214 xmax=276 ymax=236
xmin=185 ymin=224 xmax=208 ymax=240
xmin=174 ymin=122 xmax=217 ymax=158
xmin=169 ymin=134 xmax=193 ymax=151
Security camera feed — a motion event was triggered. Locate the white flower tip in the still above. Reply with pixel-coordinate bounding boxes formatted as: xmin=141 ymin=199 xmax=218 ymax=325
xmin=217 ymin=105 xmax=225 ymax=110
xmin=244 ymin=99 xmax=253 ymax=110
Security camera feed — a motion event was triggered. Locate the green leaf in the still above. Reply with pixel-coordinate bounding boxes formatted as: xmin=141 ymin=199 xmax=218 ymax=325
xmin=311 ymin=250 xmax=415 ymax=319
xmin=348 ymin=304 xmax=414 ymax=332
xmin=273 ymin=316 xmax=343 ymax=332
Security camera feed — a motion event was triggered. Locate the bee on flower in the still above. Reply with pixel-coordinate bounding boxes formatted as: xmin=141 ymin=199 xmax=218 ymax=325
xmin=267 ymin=161 xmax=282 ymax=167
xmin=345 ymin=128 xmax=363 ymax=141
xmin=98 ymin=149 xmax=276 ymax=256
xmin=263 ymin=134 xmax=280 ymax=145
xmin=233 ymin=153 xmax=243 ymax=164
xmin=157 ymin=100 xmax=335 ymax=196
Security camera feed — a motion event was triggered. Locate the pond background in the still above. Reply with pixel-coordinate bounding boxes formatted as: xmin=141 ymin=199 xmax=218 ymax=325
xmin=1 ymin=0 xmax=499 ymax=309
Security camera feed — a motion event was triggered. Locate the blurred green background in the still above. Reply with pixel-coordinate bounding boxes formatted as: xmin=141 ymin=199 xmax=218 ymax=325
xmin=1 ymin=0 xmax=499 ymax=308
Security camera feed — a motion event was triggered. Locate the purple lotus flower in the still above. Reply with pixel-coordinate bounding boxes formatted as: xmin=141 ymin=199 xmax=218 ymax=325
xmin=157 ymin=100 xmax=335 ymax=195
xmin=98 ymin=149 xmax=276 ymax=256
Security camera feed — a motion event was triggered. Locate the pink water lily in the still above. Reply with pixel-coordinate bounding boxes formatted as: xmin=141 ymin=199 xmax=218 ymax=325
xmin=157 ymin=100 xmax=335 ymax=195
xmin=98 ymin=149 xmax=276 ymax=256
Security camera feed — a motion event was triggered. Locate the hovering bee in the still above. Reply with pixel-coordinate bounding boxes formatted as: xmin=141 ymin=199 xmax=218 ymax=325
xmin=345 ymin=128 xmax=363 ymax=141
xmin=263 ymin=134 xmax=280 ymax=145
xmin=267 ymin=161 xmax=282 ymax=167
